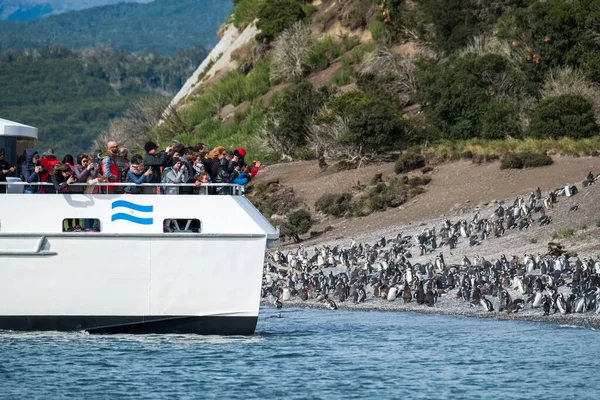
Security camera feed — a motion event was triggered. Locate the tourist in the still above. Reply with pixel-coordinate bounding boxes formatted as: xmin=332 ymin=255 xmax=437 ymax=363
xmin=62 ymin=154 xmax=75 ymax=171
xmin=142 ymin=141 xmax=170 ymax=194
xmin=194 ymin=172 xmax=210 ymax=195
xmin=101 ymin=141 xmax=120 ymax=194
xmin=203 ymin=146 xmax=225 ymax=181
xmin=39 ymin=149 xmax=59 ymax=193
xmin=46 ymin=163 xmax=77 ymax=194
xmin=0 ymin=148 xmax=16 ymax=194
xmin=162 ymin=157 xmax=188 ymax=195
xmin=116 ymin=148 xmax=130 ymax=193
xmin=21 ymin=149 xmax=45 ymax=194
xmin=125 ymin=155 xmax=152 ymax=194
xmin=72 ymin=154 xmax=98 ymax=193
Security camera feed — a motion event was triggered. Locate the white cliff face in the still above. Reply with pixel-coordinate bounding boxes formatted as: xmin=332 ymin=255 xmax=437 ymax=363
xmin=170 ymin=22 xmax=259 ymax=109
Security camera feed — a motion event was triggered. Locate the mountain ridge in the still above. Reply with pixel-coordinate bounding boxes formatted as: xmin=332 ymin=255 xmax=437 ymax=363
xmin=0 ymin=0 xmax=232 ymax=54
xmin=0 ymin=0 xmax=152 ymax=20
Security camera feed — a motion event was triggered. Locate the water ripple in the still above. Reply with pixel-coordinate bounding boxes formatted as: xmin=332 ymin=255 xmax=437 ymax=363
xmin=2 ymin=308 xmax=600 ymax=398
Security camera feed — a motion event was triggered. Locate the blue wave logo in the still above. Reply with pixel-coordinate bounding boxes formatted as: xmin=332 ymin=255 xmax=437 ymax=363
xmin=111 ymin=200 xmax=153 ymax=225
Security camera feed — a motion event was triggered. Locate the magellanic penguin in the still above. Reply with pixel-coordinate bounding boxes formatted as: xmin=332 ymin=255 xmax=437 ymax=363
xmin=403 ymin=282 xmax=412 ymax=304
xmin=325 ymin=299 xmax=337 ymax=310
xmin=387 ymin=286 xmax=398 ymax=301
xmin=480 ymin=296 xmax=494 ymax=312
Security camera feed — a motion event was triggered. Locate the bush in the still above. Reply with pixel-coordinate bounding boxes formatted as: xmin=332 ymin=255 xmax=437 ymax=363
xmin=315 ymin=193 xmax=354 ymax=217
xmin=481 ymin=101 xmax=522 ymax=140
xmin=500 ymin=152 xmax=553 ymax=170
xmin=281 ymin=208 xmax=313 ymax=241
xmin=528 ymin=94 xmax=600 ymax=139
xmin=416 ymin=54 xmax=526 ymax=140
xmin=342 ymin=96 xmax=405 ymax=152
xmin=395 ymin=152 xmax=426 ymax=174
xmin=256 ymin=0 xmax=306 ymax=43
xmin=261 ymin=81 xmax=328 ymax=157
xmin=308 ymin=36 xmax=344 ymax=71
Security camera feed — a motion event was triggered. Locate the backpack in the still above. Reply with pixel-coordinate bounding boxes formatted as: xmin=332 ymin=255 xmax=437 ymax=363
xmin=119 ymin=162 xmax=130 ymax=184
xmin=161 ymin=167 xmax=172 ymax=184
xmin=160 ymin=166 xmax=172 ymax=194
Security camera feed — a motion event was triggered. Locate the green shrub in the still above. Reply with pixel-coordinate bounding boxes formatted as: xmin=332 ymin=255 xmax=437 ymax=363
xmin=282 ymin=208 xmax=313 ymax=241
xmin=342 ymin=96 xmax=406 ymax=152
xmin=263 ymin=80 xmax=328 ymax=155
xmin=528 ymin=94 xmax=600 ymax=139
xmin=361 ymin=177 xmax=408 ymax=212
xmin=481 ymin=101 xmax=522 ymax=140
xmin=416 ymin=54 xmax=526 ymax=140
xmin=395 ymin=152 xmax=426 ymax=174
xmin=231 ymin=0 xmax=266 ymax=29
xmin=308 ymin=36 xmax=344 ymax=71
xmin=331 ymin=64 xmax=353 ymax=86
xmin=315 ymin=193 xmax=354 ymax=217
xmin=500 ymin=152 xmax=553 ymax=170
xmin=256 ymin=0 xmax=306 ymax=43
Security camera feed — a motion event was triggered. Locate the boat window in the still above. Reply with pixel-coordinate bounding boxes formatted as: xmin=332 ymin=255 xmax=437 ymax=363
xmin=62 ymin=219 xmax=101 ymax=232
xmin=164 ymin=219 xmax=201 ymax=233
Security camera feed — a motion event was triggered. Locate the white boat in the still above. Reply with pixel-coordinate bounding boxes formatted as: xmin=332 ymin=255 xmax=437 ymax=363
xmin=0 ymin=122 xmax=278 ymax=335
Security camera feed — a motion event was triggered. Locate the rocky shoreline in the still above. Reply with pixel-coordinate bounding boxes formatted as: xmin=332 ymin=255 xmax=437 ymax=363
xmin=261 ymin=298 xmax=600 ymax=329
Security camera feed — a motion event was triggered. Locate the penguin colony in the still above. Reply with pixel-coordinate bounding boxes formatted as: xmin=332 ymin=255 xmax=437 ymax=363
xmin=262 ymin=172 xmax=600 ymax=319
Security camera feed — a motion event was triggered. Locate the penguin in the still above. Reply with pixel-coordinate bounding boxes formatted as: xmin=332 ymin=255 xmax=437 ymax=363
xmin=357 ymin=287 xmax=367 ymax=303
xmin=403 ymin=281 xmax=412 ymax=304
xmin=425 ymin=288 xmax=435 ymax=307
xmin=299 ymin=287 xmax=309 ymax=301
xmin=556 ymin=294 xmax=568 ymax=315
xmin=480 ymin=296 xmax=494 ymax=312
xmin=415 ymin=280 xmax=425 ymax=305
xmin=531 ymin=292 xmax=544 ymax=308
xmin=282 ymin=287 xmax=292 ymax=301
xmin=325 ymin=299 xmax=337 ymax=310
xmin=540 ymin=295 xmax=550 ymax=315
xmin=387 ymin=286 xmax=398 ymax=301
xmin=274 ymin=297 xmax=283 ymax=309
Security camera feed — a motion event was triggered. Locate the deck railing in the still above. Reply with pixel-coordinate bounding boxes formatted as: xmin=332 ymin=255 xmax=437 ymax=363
xmin=0 ymin=181 xmax=245 ymax=195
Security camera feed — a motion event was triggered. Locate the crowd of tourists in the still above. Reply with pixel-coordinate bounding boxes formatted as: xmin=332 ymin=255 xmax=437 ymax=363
xmin=0 ymin=140 xmax=260 ymax=195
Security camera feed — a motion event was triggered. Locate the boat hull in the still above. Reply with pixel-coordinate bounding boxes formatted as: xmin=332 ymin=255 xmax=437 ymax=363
xmin=0 ymin=315 xmax=258 ymax=335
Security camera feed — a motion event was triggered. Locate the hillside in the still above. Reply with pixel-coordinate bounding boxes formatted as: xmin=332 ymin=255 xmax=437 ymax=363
xmin=0 ymin=44 xmax=207 ymax=155
xmin=163 ymin=0 xmax=600 ymax=238
xmin=0 ymin=0 xmax=232 ymax=53
xmin=0 ymin=0 xmax=152 ymax=20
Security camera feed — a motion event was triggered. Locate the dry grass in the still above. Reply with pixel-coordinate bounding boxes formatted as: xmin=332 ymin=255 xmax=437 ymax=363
xmin=459 ymin=34 xmax=513 ymax=60
xmin=541 ymin=67 xmax=600 ymax=123
xmin=421 ymin=137 xmax=600 ymax=160
xmin=359 ymin=48 xmax=417 ymax=106
xmin=269 ymin=22 xmax=313 ymax=82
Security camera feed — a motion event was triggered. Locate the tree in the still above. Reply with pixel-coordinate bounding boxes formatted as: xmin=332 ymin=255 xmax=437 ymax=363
xmin=256 ymin=0 xmax=306 ymax=43
xmin=528 ymin=94 xmax=599 ymax=139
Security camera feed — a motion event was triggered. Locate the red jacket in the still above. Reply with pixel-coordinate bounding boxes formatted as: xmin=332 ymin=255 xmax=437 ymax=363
xmin=39 ymin=156 xmax=59 ymax=194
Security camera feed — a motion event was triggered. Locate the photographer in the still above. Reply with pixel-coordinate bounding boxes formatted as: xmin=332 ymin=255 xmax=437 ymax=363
xmin=0 ymin=148 xmax=16 ymax=194
xmin=21 ymin=149 xmax=46 ymax=194
xmin=46 ymin=163 xmax=77 ymax=194
xmin=142 ymin=141 xmax=170 ymax=194
xmin=72 ymin=154 xmax=99 ymax=193
xmin=162 ymin=153 xmax=188 ymax=195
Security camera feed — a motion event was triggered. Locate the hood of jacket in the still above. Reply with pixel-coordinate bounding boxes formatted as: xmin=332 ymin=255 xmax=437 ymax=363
xmin=25 ymin=149 xmax=38 ymax=165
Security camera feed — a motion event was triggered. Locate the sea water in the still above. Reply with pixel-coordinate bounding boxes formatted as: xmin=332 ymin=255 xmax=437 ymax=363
xmin=1 ymin=308 xmax=599 ymax=399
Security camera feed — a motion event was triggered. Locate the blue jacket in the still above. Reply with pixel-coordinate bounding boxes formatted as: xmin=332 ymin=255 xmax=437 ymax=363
xmin=125 ymin=170 xmax=151 ymax=194
xmin=21 ymin=149 xmax=45 ymax=193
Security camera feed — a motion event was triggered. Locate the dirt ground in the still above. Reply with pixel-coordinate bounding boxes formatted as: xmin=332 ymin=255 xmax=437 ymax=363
xmin=256 ymin=157 xmax=600 ymax=253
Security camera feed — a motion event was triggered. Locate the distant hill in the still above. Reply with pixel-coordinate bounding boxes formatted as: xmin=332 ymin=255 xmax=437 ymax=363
xmin=0 ymin=0 xmax=232 ymax=54
xmin=0 ymin=0 xmax=152 ymax=20
xmin=0 ymin=44 xmax=208 ymax=156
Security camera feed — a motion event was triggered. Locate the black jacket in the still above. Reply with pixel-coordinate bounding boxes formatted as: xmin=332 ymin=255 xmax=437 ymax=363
xmin=143 ymin=151 xmax=168 ymax=183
